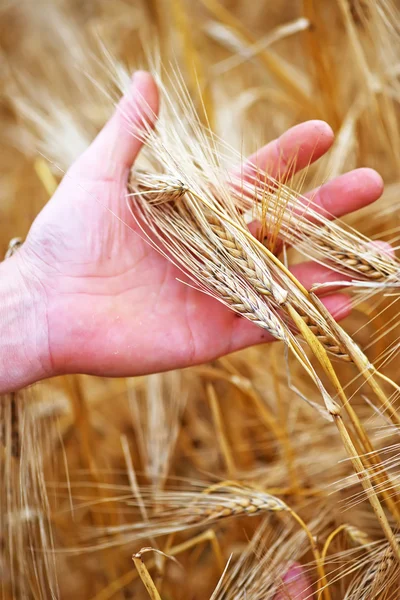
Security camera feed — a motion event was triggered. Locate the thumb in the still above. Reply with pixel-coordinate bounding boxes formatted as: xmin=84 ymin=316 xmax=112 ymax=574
xmin=73 ymin=70 xmax=159 ymax=179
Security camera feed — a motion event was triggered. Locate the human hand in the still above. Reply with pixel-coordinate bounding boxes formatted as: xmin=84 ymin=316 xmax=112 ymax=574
xmin=1 ymin=71 xmax=384 ymax=392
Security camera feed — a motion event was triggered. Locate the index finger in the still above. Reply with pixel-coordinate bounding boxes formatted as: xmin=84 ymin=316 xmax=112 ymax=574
xmin=241 ymin=120 xmax=334 ymax=184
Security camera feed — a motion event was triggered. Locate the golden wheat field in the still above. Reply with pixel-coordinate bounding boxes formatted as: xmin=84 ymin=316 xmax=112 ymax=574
xmin=3 ymin=0 xmax=400 ymax=598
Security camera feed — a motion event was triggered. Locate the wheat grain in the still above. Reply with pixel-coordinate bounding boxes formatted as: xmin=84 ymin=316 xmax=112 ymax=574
xmin=231 ymin=174 xmax=400 ymax=284
xmin=296 ymin=307 xmax=352 ymax=361
xmin=187 ymin=486 xmax=289 ymax=523
xmin=307 ymin=225 xmax=399 ymax=282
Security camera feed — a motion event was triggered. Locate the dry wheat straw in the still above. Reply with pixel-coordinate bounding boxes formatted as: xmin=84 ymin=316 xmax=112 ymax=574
xmin=90 ymin=529 xmax=225 ymax=600
xmin=129 ymin=371 xmax=187 ymax=494
xmin=162 ymin=173 xmax=400 ymax=506
xmin=133 ymin=158 xmax=400 ymax=530
xmin=132 ymin=548 xmax=164 ymax=600
xmin=80 ymin=486 xmax=292 ymax=555
xmin=131 ymin=174 xmax=343 ymax=421
xmin=80 ymin=481 xmax=326 ymax=593
xmin=133 ymin=173 xmax=400 ymax=565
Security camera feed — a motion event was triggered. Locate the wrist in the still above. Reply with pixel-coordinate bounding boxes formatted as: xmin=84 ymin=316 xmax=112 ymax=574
xmin=0 ymin=253 xmax=52 ymax=393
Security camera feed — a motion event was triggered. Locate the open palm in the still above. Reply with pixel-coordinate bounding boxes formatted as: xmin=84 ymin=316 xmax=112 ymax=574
xmin=13 ymin=71 xmax=384 ymax=385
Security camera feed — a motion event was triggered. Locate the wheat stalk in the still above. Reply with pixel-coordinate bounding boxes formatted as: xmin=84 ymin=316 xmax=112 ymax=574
xmin=131 ymin=172 xmax=349 ymax=425
xmin=131 ymin=171 xmax=400 ymax=561
xmin=224 ymin=173 xmax=400 ymax=443
xmin=130 ymin=177 xmax=289 ymax=342
xmin=131 ymin=171 xmax=288 ymax=305
xmin=134 ymin=171 xmax=397 ymax=367
xmin=309 ymin=227 xmax=398 ymax=281
xmin=83 ymin=486 xmax=290 ymax=548
xmin=231 ymin=173 xmax=400 ymax=283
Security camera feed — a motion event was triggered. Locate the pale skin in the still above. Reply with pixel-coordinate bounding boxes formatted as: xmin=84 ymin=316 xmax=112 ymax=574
xmin=1 ymin=71 xmax=386 ymax=394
